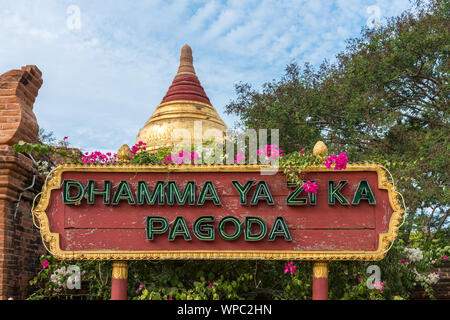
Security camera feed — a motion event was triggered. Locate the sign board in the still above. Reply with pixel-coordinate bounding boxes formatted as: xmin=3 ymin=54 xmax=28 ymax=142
xmin=34 ymin=164 xmax=403 ymax=261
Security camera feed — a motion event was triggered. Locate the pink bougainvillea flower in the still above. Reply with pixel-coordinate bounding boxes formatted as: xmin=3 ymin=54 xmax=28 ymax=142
xmin=163 ymin=155 xmax=173 ymax=165
xmin=82 ymin=151 xmax=118 ymax=164
xmin=190 ymin=151 xmax=201 ymax=163
xmin=257 ymin=145 xmax=284 ymax=164
xmin=136 ymin=284 xmax=144 ymax=294
xmin=442 ymin=254 xmax=448 ymax=260
xmin=300 ymin=149 xmax=305 ymax=153
xmin=334 ymin=153 xmax=348 ymax=170
xmin=168 ymin=297 xmax=173 ymax=300
xmin=398 ymin=259 xmax=410 ymax=264
xmin=209 ymin=282 xmax=214 ymax=287
xmin=325 ymin=152 xmax=348 ymax=170
xmin=235 ymin=152 xmax=246 ymax=164
xmin=129 ymin=141 xmax=148 ymax=159
xmin=63 ymin=136 xmax=68 ymax=141
xmin=324 ymin=155 xmax=335 ymax=168
xmin=284 ymin=262 xmax=296 ymax=275
xmin=289 ymin=265 xmax=296 ymax=275
xmin=302 ymin=181 xmax=318 ymax=194
xmin=163 ymin=150 xmax=201 ymax=165
xmin=357 ymin=276 xmax=361 ymax=283
xmin=373 ymin=281 xmax=384 ymax=291
xmin=41 ymin=260 xmax=50 ymax=269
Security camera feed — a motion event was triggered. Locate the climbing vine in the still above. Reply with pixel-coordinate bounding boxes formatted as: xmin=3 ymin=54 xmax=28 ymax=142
xmin=12 ymin=139 xmax=447 ymax=300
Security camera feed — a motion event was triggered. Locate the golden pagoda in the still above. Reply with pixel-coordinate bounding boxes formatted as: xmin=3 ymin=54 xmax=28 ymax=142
xmin=136 ymin=44 xmax=227 ymax=151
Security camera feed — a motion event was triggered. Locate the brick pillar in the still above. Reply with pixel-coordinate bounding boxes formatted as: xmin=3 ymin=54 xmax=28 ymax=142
xmin=0 ymin=65 xmax=45 ymax=300
xmin=111 ymin=261 xmax=128 ymax=300
xmin=312 ymin=261 xmax=328 ymax=300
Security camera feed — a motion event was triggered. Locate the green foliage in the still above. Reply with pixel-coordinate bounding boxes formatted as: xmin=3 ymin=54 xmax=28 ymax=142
xmin=129 ymin=260 xmax=312 ymax=300
xmin=27 ymin=255 xmax=111 ymax=300
xmin=13 ymin=140 xmax=82 ymax=165
xmin=280 ymin=150 xmax=326 ymax=186
xmin=23 ymin=0 xmax=450 ymax=301
xmin=130 ymin=146 xmax=172 ymax=165
xmin=28 ymin=235 xmax=449 ymax=300
xmin=13 ymin=141 xmax=54 ymax=156
xmin=130 ymin=151 xmax=162 ymax=165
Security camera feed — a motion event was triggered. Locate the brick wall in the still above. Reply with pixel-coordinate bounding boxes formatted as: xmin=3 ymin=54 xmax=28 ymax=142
xmin=411 ymin=262 xmax=450 ymax=300
xmin=0 ymin=65 xmax=45 ymax=300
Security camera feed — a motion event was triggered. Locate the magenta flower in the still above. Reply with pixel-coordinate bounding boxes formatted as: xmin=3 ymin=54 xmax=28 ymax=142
xmin=325 ymin=152 xmax=348 ymax=170
xmin=163 ymin=155 xmax=173 ymax=165
xmin=300 ymin=149 xmax=305 ymax=153
xmin=82 ymin=151 xmax=118 ymax=164
xmin=235 ymin=152 xmax=246 ymax=164
xmin=41 ymin=260 xmax=50 ymax=269
xmin=398 ymin=259 xmax=410 ymax=264
xmin=257 ymin=145 xmax=284 ymax=164
xmin=129 ymin=141 xmax=148 ymax=159
xmin=136 ymin=284 xmax=144 ymax=294
xmin=442 ymin=254 xmax=448 ymax=260
xmin=209 ymin=282 xmax=214 ymax=287
xmin=302 ymin=181 xmax=318 ymax=194
xmin=63 ymin=136 xmax=68 ymax=141
xmin=163 ymin=150 xmax=202 ymax=165
xmin=373 ymin=281 xmax=384 ymax=291
xmin=168 ymin=297 xmax=173 ymax=300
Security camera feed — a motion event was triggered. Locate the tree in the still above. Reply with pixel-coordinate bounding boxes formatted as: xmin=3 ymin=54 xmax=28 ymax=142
xmin=225 ymin=0 xmax=449 ymax=245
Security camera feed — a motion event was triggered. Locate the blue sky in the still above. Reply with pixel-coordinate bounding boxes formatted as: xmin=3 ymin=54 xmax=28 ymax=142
xmin=0 ymin=0 xmax=412 ymax=153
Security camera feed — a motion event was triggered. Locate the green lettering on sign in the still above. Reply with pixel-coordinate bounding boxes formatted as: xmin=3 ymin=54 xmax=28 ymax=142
xmin=86 ymin=180 xmax=111 ymax=204
xmin=168 ymin=217 xmax=192 ymax=241
xmin=193 ymin=216 xmax=215 ymax=241
xmin=146 ymin=216 xmax=169 ymax=240
xmin=197 ymin=181 xmax=221 ymax=206
xmin=268 ymin=217 xmax=292 ymax=241
xmin=167 ymin=181 xmax=195 ymax=205
xmin=328 ymin=180 xmax=349 ymax=205
xmin=62 ymin=180 xmax=85 ymax=204
xmin=136 ymin=181 xmax=165 ymax=205
xmin=352 ymin=180 xmax=376 ymax=205
xmin=250 ymin=181 xmax=274 ymax=205
xmin=218 ymin=217 xmax=242 ymax=240
xmin=231 ymin=180 xmax=254 ymax=205
xmin=244 ymin=217 xmax=267 ymax=241
xmin=286 ymin=182 xmax=316 ymax=206
xmin=112 ymin=181 xmax=136 ymax=205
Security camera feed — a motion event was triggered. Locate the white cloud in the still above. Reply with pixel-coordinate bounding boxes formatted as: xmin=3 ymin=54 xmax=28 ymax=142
xmin=186 ymin=1 xmax=220 ymax=32
xmin=0 ymin=0 xmax=412 ymax=153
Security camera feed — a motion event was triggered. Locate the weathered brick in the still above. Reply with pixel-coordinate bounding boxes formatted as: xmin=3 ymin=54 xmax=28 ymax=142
xmin=0 ymin=65 xmax=42 ymax=146
xmin=0 ymin=65 xmax=44 ymax=300
xmin=0 ymin=110 xmax=20 ymax=116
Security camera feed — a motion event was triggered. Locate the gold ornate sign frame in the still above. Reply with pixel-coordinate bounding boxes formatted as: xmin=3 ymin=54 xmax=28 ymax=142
xmin=33 ymin=163 xmax=404 ymax=261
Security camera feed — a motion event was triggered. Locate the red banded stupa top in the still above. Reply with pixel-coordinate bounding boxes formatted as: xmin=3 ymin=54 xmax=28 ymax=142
xmin=136 ymin=44 xmax=227 ymax=151
xmin=161 ymin=44 xmax=212 ymax=106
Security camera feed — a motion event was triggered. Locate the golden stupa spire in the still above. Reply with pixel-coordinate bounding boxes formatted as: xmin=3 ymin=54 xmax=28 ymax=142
xmin=135 ymin=44 xmax=227 ymax=152
xmin=176 ymin=44 xmax=196 ymax=76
